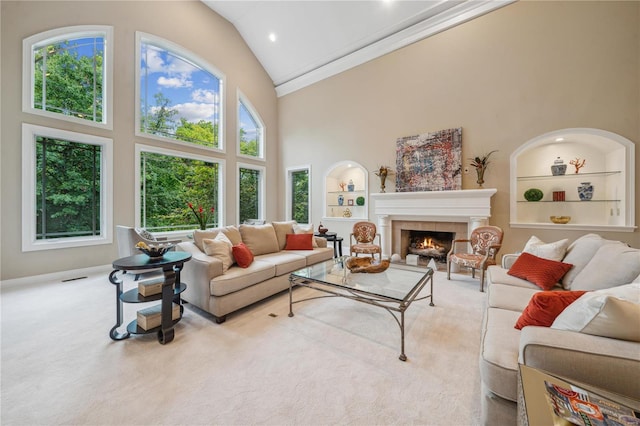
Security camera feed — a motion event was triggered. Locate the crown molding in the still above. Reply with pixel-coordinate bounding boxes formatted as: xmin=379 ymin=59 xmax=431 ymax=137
xmin=275 ymin=0 xmax=516 ymax=97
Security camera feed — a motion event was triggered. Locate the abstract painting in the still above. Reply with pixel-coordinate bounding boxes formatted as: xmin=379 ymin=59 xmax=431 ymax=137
xmin=395 ymin=127 xmax=462 ymax=192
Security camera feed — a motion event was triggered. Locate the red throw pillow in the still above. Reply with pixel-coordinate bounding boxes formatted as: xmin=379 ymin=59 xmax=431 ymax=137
xmin=232 ymin=243 xmax=254 ymax=268
xmin=507 ymin=252 xmax=573 ymax=290
xmin=514 ymin=290 xmax=587 ymax=330
xmin=285 ymin=233 xmax=313 ymax=250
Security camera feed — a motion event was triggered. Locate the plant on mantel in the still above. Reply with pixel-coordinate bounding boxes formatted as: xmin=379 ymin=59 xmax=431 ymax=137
xmin=468 ymin=150 xmax=497 ymax=188
xmin=374 ymin=165 xmax=394 ymax=193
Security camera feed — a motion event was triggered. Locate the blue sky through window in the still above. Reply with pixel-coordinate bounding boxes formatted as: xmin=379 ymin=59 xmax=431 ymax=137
xmin=140 ymin=42 xmax=221 ymax=137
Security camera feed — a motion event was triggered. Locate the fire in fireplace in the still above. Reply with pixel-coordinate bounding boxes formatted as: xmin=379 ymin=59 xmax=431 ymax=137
xmin=404 ymin=230 xmax=455 ymax=263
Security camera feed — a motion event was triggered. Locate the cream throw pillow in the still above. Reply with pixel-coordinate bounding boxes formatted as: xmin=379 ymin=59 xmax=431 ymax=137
xmin=522 ymin=236 xmax=569 ymax=261
xmin=272 ymin=221 xmax=296 ymax=251
xmin=293 ymin=223 xmax=318 ymax=248
xmin=202 ymin=232 xmax=234 ymax=273
xmin=561 ymin=234 xmax=606 ymax=289
xmin=551 ymin=283 xmax=640 ymax=342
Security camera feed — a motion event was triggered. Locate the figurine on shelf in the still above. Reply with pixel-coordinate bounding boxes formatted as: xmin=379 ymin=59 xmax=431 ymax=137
xmin=347 ymin=179 xmax=355 ymax=192
xmin=339 ymin=182 xmax=347 ymax=191
xmin=569 ymin=158 xmax=586 ymax=174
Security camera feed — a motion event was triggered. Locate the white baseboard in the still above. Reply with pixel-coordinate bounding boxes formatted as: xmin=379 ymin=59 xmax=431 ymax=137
xmin=0 ymin=264 xmax=112 ymax=289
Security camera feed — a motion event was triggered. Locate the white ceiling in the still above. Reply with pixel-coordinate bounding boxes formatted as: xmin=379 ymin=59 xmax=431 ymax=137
xmin=203 ymin=0 xmax=514 ymax=96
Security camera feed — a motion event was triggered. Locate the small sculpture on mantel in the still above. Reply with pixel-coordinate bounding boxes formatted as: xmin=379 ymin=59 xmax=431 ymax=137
xmin=469 ymin=150 xmax=498 ymax=188
xmin=569 ymin=158 xmax=586 ymax=174
xmin=374 ymin=165 xmax=394 ymax=193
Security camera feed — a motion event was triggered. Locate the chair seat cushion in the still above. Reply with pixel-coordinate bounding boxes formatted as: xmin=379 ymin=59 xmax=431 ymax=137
xmin=351 ymin=243 xmax=381 ymax=254
xmin=451 ymin=253 xmax=496 ymax=269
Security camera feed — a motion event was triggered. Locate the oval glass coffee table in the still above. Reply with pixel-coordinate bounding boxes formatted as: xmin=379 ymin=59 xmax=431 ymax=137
xmin=288 ymin=257 xmax=434 ymax=361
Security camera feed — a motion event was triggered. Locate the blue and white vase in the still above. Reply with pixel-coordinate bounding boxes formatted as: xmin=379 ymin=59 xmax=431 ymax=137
xmin=551 ymin=157 xmax=567 ymax=176
xmin=347 ymin=179 xmax=355 ymax=192
xmin=338 ymin=194 xmax=344 ymax=206
xmin=578 ymin=182 xmax=594 ymax=201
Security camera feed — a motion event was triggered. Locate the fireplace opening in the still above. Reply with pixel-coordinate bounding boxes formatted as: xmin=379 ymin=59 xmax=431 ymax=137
xmin=401 ymin=230 xmax=456 ymax=264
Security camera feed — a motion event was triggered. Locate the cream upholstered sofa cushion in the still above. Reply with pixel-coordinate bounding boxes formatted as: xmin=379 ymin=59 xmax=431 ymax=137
xmin=272 ymin=221 xmax=296 ymax=250
xmin=239 ymin=224 xmax=280 ymax=256
xmin=571 ymin=243 xmax=640 ymax=291
xmin=561 ymin=233 xmax=606 ymax=289
xmin=552 ymin=284 xmax=640 ymax=342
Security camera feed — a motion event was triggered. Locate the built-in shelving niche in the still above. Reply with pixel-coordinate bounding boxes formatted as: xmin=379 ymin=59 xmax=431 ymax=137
xmin=510 ymin=128 xmax=635 ymax=232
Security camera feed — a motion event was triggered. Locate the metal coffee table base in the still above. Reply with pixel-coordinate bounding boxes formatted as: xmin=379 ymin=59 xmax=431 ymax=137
xmin=288 ymin=269 xmax=434 ymax=361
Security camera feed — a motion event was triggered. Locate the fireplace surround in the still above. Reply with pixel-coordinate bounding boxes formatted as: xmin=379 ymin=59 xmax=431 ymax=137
xmin=370 ymin=189 xmax=497 ymax=259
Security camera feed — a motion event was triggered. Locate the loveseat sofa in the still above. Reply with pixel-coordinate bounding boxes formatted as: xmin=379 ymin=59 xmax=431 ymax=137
xmin=177 ymin=221 xmax=333 ymax=323
xmin=479 ymin=233 xmax=640 ymax=425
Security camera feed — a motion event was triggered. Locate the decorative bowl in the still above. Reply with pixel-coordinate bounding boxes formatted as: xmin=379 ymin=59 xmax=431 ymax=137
xmin=524 ymin=188 xmax=544 ymax=202
xmin=550 ymin=216 xmax=571 ymax=224
xmin=135 ymin=242 xmax=174 ymax=258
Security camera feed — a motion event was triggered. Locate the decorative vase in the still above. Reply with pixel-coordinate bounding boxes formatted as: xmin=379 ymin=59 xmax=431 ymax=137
xmin=379 ymin=173 xmax=387 ymax=193
xmin=347 ymin=179 xmax=354 ymax=192
xmin=578 ymin=182 xmax=594 ymax=201
xmin=476 ymin=167 xmax=485 ymax=188
xmin=338 ymin=194 xmax=344 ymax=206
xmin=551 ymin=157 xmax=567 ymax=176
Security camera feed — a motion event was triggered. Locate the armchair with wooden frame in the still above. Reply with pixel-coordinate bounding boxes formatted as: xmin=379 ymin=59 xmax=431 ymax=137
xmin=349 ymin=221 xmax=382 ymax=262
xmin=446 ymin=225 xmax=503 ymax=292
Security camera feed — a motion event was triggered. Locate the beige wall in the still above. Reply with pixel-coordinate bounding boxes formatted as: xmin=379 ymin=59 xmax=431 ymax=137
xmin=0 ymin=1 xmax=278 ymax=280
xmin=278 ymin=0 xmax=640 ymax=255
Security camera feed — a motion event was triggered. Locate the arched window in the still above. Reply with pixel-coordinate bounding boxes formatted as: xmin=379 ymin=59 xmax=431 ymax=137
xmin=136 ymin=32 xmax=224 ymax=150
xmin=238 ymin=92 xmax=265 ymax=159
xmin=23 ymin=26 xmax=113 ymax=129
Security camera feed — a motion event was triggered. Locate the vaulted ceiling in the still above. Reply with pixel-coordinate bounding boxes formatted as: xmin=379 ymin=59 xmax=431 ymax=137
xmin=203 ymin=0 xmax=515 ymax=96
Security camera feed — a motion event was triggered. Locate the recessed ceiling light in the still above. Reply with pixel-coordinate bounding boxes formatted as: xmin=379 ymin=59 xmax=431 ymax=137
xmin=555 ymin=137 xmax=564 ymax=142
xmin=268 ymin=33 xmax=277 ymax=42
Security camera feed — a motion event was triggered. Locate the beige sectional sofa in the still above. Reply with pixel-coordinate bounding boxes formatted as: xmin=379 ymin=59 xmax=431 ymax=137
xmin=479 ymin=233 xmax=640 ymax=425
xmin=176 ymin=221 xmax=334 ymax=323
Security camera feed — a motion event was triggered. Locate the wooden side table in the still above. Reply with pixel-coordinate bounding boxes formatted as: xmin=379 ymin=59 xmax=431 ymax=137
xmin=109 ymin=251 xmax=191 ymax=344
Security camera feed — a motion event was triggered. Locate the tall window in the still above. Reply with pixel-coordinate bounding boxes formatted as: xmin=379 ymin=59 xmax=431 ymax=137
xmin=23 ymin=26 xmax=113 ymax=129
xmin=137 ymin=146 xmax=223 ymax=232
xmin=287 ymin=166 xmax=310 ymax=223
xmin=137 ymin=32 xmax=224 ymax=150
xmin=22 ymin=124 xmax=113 ymax=251
xmin=238 ymin=92 xmax=264 ymax=159
xmin=238 ymin=164 xmax=265 ymax=224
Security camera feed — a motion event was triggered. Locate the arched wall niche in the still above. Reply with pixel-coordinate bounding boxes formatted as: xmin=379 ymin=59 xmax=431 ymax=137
xmin=510 ymin=128 xmax=635 ymax=232
xmin=323 ymin=160 xmax=368 ymax=221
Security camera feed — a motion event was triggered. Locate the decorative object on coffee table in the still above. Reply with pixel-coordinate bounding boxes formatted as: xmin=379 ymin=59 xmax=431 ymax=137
xmin=550 ymin=216 xmax=571 ymax=224
xmin=524 ymin=188 xmax=544 ymax=201
xmin=551 ymin=157 xmax=567 ymax=176
xmin=345 ymin=256 xmax=390 ymax=273
xmin=578 ymin=182 xmax=594 ymax=200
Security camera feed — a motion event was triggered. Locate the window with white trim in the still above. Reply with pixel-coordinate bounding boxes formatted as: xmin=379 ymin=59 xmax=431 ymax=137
xmin=287 ymin=166 xmax=310 ymax=223
xmin=238 ymin=92 xmax=264 ymax=159
xmin=136 ymin=145 xmax=224 ymax=233
xmin=136 ymin=32 xmax=224 ymax=150
xmin=22 ymin=123 xmax=113 ymax=251
xmin=23 ymin=26 xmax=113 ymax=129
xmin=238 ymin=163 xmax=265 ymax=224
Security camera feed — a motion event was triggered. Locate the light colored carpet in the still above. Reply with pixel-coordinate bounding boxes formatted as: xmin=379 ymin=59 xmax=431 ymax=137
xmin=1 ymin=268 xmax=485 ymax=425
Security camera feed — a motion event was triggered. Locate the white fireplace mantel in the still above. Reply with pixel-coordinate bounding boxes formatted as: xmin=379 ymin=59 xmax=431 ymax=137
xmin=370 ymin=189 xmax=497 ymax=258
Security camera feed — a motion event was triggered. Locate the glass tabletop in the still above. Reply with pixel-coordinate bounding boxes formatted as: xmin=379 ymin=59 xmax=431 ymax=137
xmin=290 ymin=258 xmax=432 ymax=302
